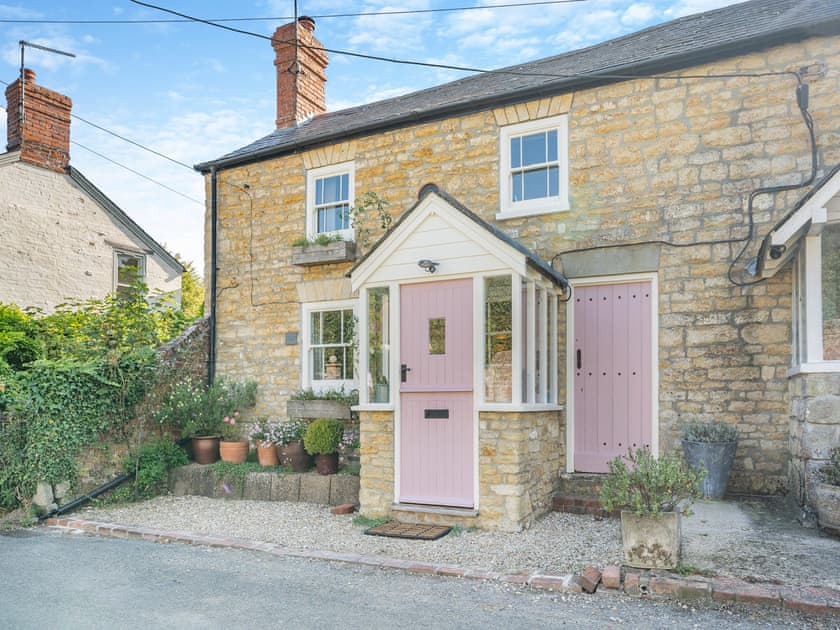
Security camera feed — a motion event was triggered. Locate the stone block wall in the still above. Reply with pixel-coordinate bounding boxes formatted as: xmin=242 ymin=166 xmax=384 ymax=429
xmin=208 ymin=34 xmax=840 ymax=497
xmin=358 ymin=410 xmax=394 ymax=518
xmin=788 ymin=372 xmax=840 ymax=523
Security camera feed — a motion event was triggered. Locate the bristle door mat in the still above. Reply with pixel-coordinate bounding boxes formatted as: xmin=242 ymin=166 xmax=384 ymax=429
xmin=364 ymin=521 xmax=452 ymax=540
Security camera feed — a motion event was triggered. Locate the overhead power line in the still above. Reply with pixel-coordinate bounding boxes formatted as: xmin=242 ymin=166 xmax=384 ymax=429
xmin=0 ymin=1 xmax=587 ymax=24
xmin=129 ymin=0 xmax=799 ymax=84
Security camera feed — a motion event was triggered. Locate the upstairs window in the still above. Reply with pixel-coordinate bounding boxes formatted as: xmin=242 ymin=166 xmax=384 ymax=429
xmin=306 ymin=162 xmax=355 ymax=241
xmin=114 ymin=250 xmax=145 ymax=295
xmin=498 ymin=115 xmax=569 ymax=219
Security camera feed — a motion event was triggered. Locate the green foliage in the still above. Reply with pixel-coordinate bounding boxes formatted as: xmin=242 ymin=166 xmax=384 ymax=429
xmin=157 ymin=378 xmax=257 ymax=437
xmin=351 ymin=515 xmax=389 ymax=528
xmin=292 ymin=233 xmax=345 ymax=247
xmin=681 ymin=421 xmax=739 ymax=443
xmin=0 ymin=415 xmax=31 ymax=510
xmin=175 ymin=255 xmax=205 ymax=320
xmin=819 ymin=447 xmax=840 ymax=487
xmin=124 ymin=440 xmax=188 ymax=498
xmin=600 ymin=447 xmax=703 ymax=517
xmin=209 ymin=461 xmax=276 ymax=497
xmin=351 ymin=191 xmax=392 ymax=252
xmin=303 ymin=418 xmax=344 ymax=455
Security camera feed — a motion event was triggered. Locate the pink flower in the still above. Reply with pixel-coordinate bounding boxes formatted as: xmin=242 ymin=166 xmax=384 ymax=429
xmin=234 ymin=412 xmax=240 ymax=417
xmin=223 ymin=416 xmax=230 ymax=423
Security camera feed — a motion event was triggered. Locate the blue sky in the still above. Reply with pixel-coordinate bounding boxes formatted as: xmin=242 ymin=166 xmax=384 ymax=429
xmin=0 ymin=0 xmax=736 ymax=274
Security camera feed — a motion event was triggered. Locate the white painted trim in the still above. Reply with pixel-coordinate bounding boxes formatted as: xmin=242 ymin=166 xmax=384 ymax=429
xmin=788 ymin=362 xmax=840 ymax=375
xmin=804 ymin=234 xmax=824 ymax=363
xmin=511 ymin=274 xmax=523 ymax=405
xmin=498 ymin=115 xmax=570 ymax=220
xmin=550 ymin=292 xmax=559 ymax=405
xmin=354 ymin=404 xmax=395 ymax=412
xmin=473 ymin=276 xmax=483 ymax=511
xmin=565 ymin=272 xmax=659 ymax=473
xmin=539 ymin=286 xmax=548 ymax=404
xmin=358 ymin=288 xmax=370 ymax=405
xmin=305 ymin=160 xmax=355 ymax=242
xmin=113 ymin=249 xmax=146 ymax=292
xmin=300 ymin=299 xmax=358 ymax=394
xmin=526 ymin=280 xmax=536 ymax=405
xmin=391 ymin=281 xmax=401 ymax=504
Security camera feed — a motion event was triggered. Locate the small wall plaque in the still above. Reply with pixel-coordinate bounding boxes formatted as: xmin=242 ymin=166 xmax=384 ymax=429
xmin=285 ymin=332 xmax=299 ymax=345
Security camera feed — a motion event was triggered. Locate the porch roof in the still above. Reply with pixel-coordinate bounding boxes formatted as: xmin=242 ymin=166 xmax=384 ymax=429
xmin=757 ymin=164 xmax=840 ymax=278
xmin=347 ymin=185 xmax=568 ymax=290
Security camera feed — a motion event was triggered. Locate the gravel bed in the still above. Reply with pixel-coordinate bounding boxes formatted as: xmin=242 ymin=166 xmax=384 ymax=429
xmin=81 ymin=495 xmax=622 ymax=573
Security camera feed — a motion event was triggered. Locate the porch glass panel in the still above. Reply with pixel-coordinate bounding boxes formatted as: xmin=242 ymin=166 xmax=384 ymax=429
xmin=368 ymin=287 xmax=390 ymax=402
xmin=823 ymin=223 xmax=840 ymax=360
xmin=484 ymin=276 xmax=512 ymax=403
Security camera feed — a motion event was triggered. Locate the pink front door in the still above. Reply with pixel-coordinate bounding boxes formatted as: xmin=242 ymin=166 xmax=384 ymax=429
xmin=399 ymin=279 xmax=473 ymax=508
xmin=573 ymin=281 xmax=653 ymax=472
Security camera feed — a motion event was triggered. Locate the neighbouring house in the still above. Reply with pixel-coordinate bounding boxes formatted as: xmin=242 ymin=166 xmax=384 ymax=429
xmin=0 ymin=70 xmax=183 ymax=313
xmin=196 ymin=0 xmax=840 ymax=531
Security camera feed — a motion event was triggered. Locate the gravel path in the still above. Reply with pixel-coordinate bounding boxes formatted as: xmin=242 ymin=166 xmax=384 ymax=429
xmin=82 ymin=495 xmax=622 ymax=574
xmin=80 ymin=495 xmax=840 ymax=590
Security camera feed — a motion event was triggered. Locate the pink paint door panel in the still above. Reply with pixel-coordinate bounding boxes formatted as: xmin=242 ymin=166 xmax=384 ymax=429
xmin=573 ymin=281 xmax=653 ymax=473
xmin=400 ymin=279 xmax=473 ymax=508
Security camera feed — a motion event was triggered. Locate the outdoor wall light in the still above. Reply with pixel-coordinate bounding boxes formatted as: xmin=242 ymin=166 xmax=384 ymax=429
xmin=418 ymin=259 xmax=439 ymax=274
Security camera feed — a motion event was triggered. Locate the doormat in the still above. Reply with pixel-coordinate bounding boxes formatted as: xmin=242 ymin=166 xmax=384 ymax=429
xmin=364 ymin=521 xmax=452 ymax=540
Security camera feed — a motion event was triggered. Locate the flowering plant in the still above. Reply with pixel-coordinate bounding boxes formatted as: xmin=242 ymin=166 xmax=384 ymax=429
xmin=248 ymin=417 xmax=282 ymax=447
xmin=339 ymin=429 xmax=360 ymax=451
xmin=157 ymin=378 xmax=257 ymax=438
xmin=277 ymin=418 xmax=308 ymax=446
xmin=220 ymin=411 xmax=243 ymax=442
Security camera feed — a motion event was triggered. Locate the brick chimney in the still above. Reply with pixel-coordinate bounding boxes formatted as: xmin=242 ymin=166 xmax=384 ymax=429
xmin=5 ymin=68 xmax=72 ymax=173
xmin=272 ymin=16 xmax=328 ymax=128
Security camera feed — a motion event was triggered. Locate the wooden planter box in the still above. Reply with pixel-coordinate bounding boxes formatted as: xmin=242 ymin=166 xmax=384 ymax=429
xmin=291 ymin=240 xmax=356 ymax=266
xmin=287 ymin=399 xmax=352 ymax=420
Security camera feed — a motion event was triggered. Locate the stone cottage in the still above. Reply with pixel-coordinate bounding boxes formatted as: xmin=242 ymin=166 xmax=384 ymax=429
xmin=0 ymin=70 xmax=183 ymax=312
xmin=197 ymin=0 xmax=840 ymax=531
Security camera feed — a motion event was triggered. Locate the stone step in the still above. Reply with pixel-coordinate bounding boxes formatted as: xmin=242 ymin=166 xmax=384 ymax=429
xmin=552 ymin=492 xmax=617 ymax=518
xmin=558 ymin=472 xmax=606 ymax=496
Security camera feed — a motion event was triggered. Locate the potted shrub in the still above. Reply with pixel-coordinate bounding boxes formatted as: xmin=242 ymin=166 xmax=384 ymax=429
xmin=303 ymin=418 xmax=344 ymax=475
xmin=681 ymin=421 xmax=738 ymax=499
xmin=814 ymin=446 xmax=840 ymax=535
xmin=277 ymin=418 xmax=312 ymax=472
xmin=600 ymin=447 xmax=704 ymax=569
xmin=248 ymin=417 xmax=280 ymax=467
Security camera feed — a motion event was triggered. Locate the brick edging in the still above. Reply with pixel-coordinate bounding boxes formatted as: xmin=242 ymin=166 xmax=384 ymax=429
xmin=44 ymin=518 xmax=839 ymax=616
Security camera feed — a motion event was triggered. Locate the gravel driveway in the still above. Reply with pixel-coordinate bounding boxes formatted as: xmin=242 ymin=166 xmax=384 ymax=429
xmin=80 ymin=494 xmax=840 ymax=590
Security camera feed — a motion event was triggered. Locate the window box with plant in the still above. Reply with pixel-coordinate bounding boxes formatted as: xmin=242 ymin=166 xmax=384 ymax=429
xmin=287 ymin=388 xmax=356 ymax=421
xmin=815 ymin=447 xmax=840 ymax=535
xmin=291 ymin=234 xmax=356 ymax=266
xmin=600 ymin=447 xmax=704 ymax=569
xmin=303 ymin=418 xmax=344 ymax=475
xmin=681 ymin=421 xmax=738 ymax=499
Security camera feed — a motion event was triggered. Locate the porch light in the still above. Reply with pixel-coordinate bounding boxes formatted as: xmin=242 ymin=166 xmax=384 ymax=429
xmin=418 ymin=259 xmax=439 ymax=274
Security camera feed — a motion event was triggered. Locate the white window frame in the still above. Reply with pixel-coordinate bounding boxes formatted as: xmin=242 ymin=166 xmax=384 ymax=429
xmin=301 ymin=299 xmax=358 ymax=395
xmin=498 ymin=115 xmax=569 ymax=220
xmin=791 ymin=217 xmax=840 ymax=374
xmin=113 ymin=249 xmax=146 ymax=292
xmin=305 ymin=161 xmax=355 ymax=242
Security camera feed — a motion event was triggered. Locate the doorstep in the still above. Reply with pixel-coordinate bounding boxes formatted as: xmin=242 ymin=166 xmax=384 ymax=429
xmin=168 ymin=463 xmax=359 ymax=506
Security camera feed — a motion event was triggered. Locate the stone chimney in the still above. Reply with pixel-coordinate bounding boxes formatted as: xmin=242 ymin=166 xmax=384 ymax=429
xmin=5 ymin=68 xmax=72 ymax=173
xmin=272 ymin=16 xmax=328 ymax=128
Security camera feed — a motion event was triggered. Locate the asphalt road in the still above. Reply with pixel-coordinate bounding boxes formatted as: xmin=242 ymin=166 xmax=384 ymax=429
xmin=0 ymin=529 xmax=833 ymax=629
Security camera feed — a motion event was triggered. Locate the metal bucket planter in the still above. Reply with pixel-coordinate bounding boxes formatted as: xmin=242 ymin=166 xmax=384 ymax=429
xmin=681 ymin=440 xmax=737 ymax=499
xmin=620 ymin=511 xmax=681 ymax=569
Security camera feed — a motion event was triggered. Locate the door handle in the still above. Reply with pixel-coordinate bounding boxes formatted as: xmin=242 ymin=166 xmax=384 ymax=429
xmin=401 ymin=364 xmax=411 ymax=383
xmin=576 ymin=349 xmax=582 ymax=370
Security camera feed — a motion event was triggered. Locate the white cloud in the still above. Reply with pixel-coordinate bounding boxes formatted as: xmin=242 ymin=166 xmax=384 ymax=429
xmin=622 ymin=3 xmax=657 ymax=25
xmin=2 ymin=36 xmax=109 ymax=73
xmin=664 ymin=0 xmax=735 ymax=18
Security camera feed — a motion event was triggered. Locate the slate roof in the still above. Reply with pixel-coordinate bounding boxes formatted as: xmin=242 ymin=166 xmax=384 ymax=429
xmin=348 ymin=184 xmax=569 ymax=289
xmin=196 ymin=0 xmax=840 ymax=173
xmin=68 ymin=167 xmax=184 ymax=273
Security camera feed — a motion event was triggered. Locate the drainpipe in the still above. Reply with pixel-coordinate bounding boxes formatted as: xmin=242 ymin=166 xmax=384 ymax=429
xmin=37 ymin=473 xmax=134 ymax=522
xmin=209 ymin=167 xmax=218 ymax=386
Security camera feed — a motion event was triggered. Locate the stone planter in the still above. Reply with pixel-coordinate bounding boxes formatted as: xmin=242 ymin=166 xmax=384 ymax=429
xmin=814 ymin=482 xmax=840 ymax=535
xmin=287 ymin=399 xmax=352 ymax=420
xmin=291 ymin=240 xmax=355 ymax=266
xmin=219 ymin=440 xmax=249 ymax=464
xmin=191 ymin=436 xmax=220 ymax=465
xmin=681 ymin=439 xmax=737 ymax=499
xmin=620 ymin=510 xmax=681 ymax=569
xmin=279 ymin=440 xmax=313 ymax=472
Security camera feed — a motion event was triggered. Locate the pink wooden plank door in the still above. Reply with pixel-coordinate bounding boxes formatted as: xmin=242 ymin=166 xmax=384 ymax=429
xmin=400 ymin=279 xmax=473 ymax=508
xmin=573 ymin=281 xmax=653 ymax=472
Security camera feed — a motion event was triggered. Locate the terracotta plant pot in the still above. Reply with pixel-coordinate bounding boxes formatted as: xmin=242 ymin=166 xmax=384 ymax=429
xmin=191 ymin=436 xmax=220 ymax=464
xmin=256 ymin=443 xmax=279 ymax=467
xmin=314 ymin=452 xmax=339 ymax=475
xmin=280 ymin=440 xmax=313 ymax=472
xmin=219 ymin=440 xmax=249 ymax=464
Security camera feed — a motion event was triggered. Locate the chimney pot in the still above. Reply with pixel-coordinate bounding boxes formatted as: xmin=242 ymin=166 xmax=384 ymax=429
xmin=298 ymin=16 xmax=315 ymax=32
xmin=23 ymin=68 xmax=36 ymax=83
